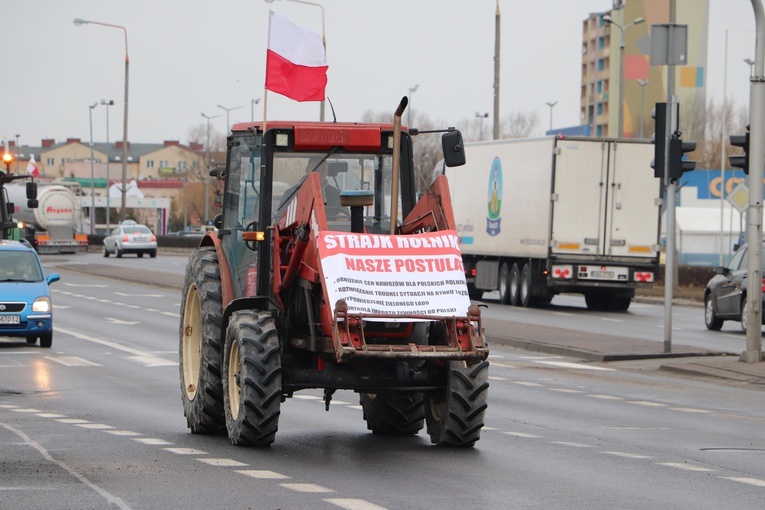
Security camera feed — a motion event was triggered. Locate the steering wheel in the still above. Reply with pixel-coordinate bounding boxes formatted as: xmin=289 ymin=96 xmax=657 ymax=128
xmin=325 ymin=207 xmax=351 ymax=222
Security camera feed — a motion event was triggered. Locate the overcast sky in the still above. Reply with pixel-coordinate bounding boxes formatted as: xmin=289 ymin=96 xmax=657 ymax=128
xmin=0 ymin=0 xmax=757 ymax=148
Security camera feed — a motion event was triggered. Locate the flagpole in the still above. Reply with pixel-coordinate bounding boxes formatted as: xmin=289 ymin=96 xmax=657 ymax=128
xmin=263 ymin=89 xmax=269 ymax=134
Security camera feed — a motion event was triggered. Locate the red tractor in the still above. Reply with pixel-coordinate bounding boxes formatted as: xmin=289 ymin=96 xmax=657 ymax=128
xmin=179 ymin=99 xmax=489 ymax=447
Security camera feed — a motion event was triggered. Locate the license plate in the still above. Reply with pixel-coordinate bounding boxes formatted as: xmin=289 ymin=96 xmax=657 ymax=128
xmin=591 ymin=270 xmax=614 ymax=279
xmin=134 ymin=236 xmax=147 ymax=242
xmin=0 ymin=315 xmax=20 ymax=324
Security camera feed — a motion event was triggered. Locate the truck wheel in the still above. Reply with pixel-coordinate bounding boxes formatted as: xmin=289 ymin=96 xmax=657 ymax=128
xmin=509 ymin=263 xmax=521 ymax=306
xmin=519 ymin=263 xmax=533 ymax=307
xmin=425 ymin=360 xmax=489 ymax=447
xmin=467 ymin=284 xmax=484 ymax=301
xmin=179 ymin=247 xmax=226 ymax=435
xmin=612 ymin=296 xmax=631 ymax=312
xmin=103 ymin=245 xmax=110 ymax=258
xmin=360 ymin=393 xmax=425 ymax=435
xmin=39 ymin=332 xmax=52 ymax=348
xmin=585 ymin=293 xmax=604 ymax=311
xmin=223 ymin=310 xmax=282 ymax=446
xmin=704 ymin=293 xmax=723 ymax=330
xmin=498 ymin=263 xmax=511 ymax=304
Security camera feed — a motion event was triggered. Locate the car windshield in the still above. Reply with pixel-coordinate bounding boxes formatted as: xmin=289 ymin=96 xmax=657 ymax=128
xmin=0 ymin=252 xmax=43 ymax=282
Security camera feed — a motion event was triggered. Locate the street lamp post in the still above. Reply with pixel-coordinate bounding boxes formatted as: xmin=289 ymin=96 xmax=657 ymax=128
xmin=101 ymin=99 xmax=114 ymax=230
xmin=636 ymin=79 xmax=649 ymax=138
xmin=217 ymin=104 xmax=244 ymax=132
xmin=251 ymin=98 xmax=261 ymax=122
xmin=407 ymin=84 xmax=419 ymax=127
xmin=545 ymin=101 xmax=557 ymax=132
xmin=201 ymin=112 xmax=222 ymax=224
xmin=88 ymin=102 xmax=98 ymax=235
xmin=74 ymin=18 xmax=129 ymax=223
xmin=745 ymin=57 xmax=755 ymax=78
xmin=475 ymin=112 xmax=489 ymax=141
xmin=264 ymin=0 xmax=326 ymax=121
xmin=603 ymin=14 xmax=644 ymax=138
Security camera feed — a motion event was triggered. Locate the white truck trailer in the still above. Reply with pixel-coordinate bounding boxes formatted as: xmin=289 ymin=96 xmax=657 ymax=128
xmin=443 ymin=136 xmax=661 ymax=311
xmin=6 ymin=183 xmax=88 ymax=254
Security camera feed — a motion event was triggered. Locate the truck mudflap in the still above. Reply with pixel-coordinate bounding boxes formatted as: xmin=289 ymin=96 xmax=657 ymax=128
xmin=332 ymin=300 xmax=488 ymax=362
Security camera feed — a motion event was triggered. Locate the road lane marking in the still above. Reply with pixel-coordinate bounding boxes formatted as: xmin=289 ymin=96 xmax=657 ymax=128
xmin=668 ymin=407 xmax=712 ymax=414
xmin=77 ymin=423 xmax=115 ymax=430
xmin=236 ymin=470 xmax=289 ymax=479
xmin=549 ymin=388 xmax=584 ymax=393
xmin=629 ymin=401 xmax=666 ymax=407
xmin=56 ymin=326 xmax=176 ymax=367
xmin=601 ymin=451 xmax=652 ymax=459
xmin=0 ymin=422 xmax=131 ymax=510
xmin=164 ymin=447 xmax=208 ymax=455
xmin=198 ymin=458 xmax=247 ymax=467
xmin=105 ymin=318 xmax=140 ymax=326
xmin=36 ymin=413 xmax=66 ymax=418
xmin=45 ymin=356 xmax=101 ymax=367
xmin=489 ymin=376 xmax=510 ymax=381
xmin=601 ymin=318 xmax=624 ymax=323
xmin=113 ymin=293 xmax=163 ymax=298
xmin=281 ymin=483 xmax=335 ymax=493
xmin=62 ymin=283 xmax=108 ymax=288
xmin=133 ymin=438 xmax=173 ymax=445
xmin=12 ymin=408 xmax=41 ymax=413
xmin=720 ymin=477 xmax=765 ymax=487
xmin=512 ymin=381 xmax=544 ymax=387
xmin=551 ymin=441 xmax=592 ymax=448
xmin=126 ymin=355 xmax=177 ymax=367
xmin=325 ymin=498 xmax=389 ymax=510
xmin=587 ymin=394 xmax=623 ymax=400
xmin=659 ymin=462 xmax=715 ymax=472
xmin=57 ymin=418 xmax=89 ymax=424
xmin=535 ymin=361 xmax=615 ymax=371
xmin=105 ymin=430 xmax=142 ymax=436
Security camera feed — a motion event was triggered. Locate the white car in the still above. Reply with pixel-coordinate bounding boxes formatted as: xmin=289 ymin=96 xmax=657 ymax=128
xmin=103 ymin=220 xmax=158 ymax=258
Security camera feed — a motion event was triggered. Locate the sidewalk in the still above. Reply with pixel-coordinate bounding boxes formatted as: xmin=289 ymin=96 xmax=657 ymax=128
xmin=53 ymin=261 xmax=765 ymax=387
xmin=483 ymin=317 xmax=765 ymax=386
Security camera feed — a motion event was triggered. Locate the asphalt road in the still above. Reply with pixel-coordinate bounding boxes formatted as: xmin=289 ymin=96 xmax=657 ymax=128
xmin=1 ymin=256 xmax=764 ymax=509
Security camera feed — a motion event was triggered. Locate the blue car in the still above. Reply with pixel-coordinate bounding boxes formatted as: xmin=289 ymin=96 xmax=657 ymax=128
xmin=0 ymin=239 xmax=60 ymax=347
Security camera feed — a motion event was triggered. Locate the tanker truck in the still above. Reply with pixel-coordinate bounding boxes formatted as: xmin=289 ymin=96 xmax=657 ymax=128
xmin=6 ymin=183 xmax=88 ymax=254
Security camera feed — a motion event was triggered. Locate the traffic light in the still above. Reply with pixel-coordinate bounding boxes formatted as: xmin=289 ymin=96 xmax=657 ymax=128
xmin=650 ymin=103 xmax=667 ymax=179
xmin=668 ymin=134 xmax=697 ymax=181
xmin=729 ymin=128 xmax=750 ymax=174
xmin=2 ymin=152 xmax=13 ymax=172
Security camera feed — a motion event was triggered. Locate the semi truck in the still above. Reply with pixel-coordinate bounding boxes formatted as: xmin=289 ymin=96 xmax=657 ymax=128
xmin=179 ymin=99 xmax=490 ymax=447
xmin=444 ymin=136 xmax=661 ymax=311
xmin=6 ymin=183 xmax=88 ymax=253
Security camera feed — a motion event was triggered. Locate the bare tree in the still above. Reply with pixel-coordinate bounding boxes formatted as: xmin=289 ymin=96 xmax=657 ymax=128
xmin=500 ymin=111 xmax=539 ymax=139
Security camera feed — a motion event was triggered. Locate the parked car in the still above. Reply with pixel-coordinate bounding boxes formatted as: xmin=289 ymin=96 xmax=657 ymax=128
xmin=0 ymin=239 xmax=60 ymax=347
xmin=103 ymin=220 xmax=158 ymax=258
xmin=704 ymin=243 xmax=765 ymax=332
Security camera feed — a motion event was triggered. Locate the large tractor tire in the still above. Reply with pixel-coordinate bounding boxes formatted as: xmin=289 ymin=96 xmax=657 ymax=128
xmin=222 ymin=310 xmax=282 ymax=446
xmin=425 ymin=360 xmax=489 ymax=447
xmin=360 ymin=392 xmax=425 ymax=435
xmin=179 ymin=247 xmax=226 ymax=435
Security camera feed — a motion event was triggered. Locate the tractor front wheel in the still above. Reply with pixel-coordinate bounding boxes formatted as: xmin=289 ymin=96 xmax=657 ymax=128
xmin=223 ymin=310 xmax=282 ymax=446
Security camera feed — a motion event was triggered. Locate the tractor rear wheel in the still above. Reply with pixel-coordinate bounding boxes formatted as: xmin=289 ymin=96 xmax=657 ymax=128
xmin=360 ymin=392 xmax=425 ymax=435
xmin=425 ymin=360 xmax=489 ymax=447
xmin=179 ymin=247 xmax=226 ymax=434
xmin=223 ymin=310 xmax=282 ymax=446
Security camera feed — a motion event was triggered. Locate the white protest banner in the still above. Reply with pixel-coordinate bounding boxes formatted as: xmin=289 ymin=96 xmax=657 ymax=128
xmin=317 ymin=229 xmax=471 ymax=320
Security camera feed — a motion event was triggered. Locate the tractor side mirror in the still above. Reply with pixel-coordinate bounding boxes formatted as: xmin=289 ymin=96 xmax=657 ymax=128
xmin=26 ymin=181 xmax=37 ymax=200
xmin=442 ymin=130 xmax=466 ymax=167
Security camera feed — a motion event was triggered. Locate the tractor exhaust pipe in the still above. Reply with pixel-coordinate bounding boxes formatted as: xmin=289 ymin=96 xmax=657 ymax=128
xmin=390 ymin=96 xmax=408 ymax=235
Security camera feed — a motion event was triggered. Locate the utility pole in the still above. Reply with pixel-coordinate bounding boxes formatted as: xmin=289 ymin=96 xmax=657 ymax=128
xmin=493 ymin=0 xmax=500 ymax=140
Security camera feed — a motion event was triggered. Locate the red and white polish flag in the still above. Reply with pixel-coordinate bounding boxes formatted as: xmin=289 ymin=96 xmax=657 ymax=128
xmin=265 ymin=10 xmax=328 ymax=102
xmin=27 ymin=155 xmax=39 ymax=177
